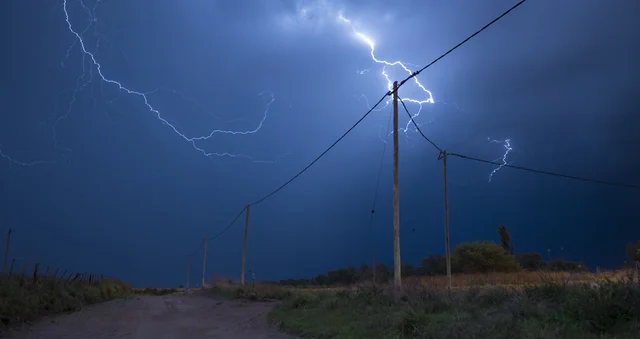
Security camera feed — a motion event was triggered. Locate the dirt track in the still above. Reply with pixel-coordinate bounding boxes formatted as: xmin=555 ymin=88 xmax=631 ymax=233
xmin=3 ymin=292 xmax=297 ymax=339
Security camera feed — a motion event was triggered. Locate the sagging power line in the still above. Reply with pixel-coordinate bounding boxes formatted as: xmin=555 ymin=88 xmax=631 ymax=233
xmin=399 ymin=94 xmax=640 ymax=190
xmin=195 ymin=0 xmax=528 ymax=248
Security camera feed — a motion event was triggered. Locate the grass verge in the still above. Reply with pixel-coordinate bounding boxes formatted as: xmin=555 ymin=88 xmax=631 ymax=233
xmin=0 ymin=274 xmax=131 ymax=328
xmin=267 ymin=278 xmax=640 ymax=338
xmin=134 ymin=287 xmax=180 ymax=296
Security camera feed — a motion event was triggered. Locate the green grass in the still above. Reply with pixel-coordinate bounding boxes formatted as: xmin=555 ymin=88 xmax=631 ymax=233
xmin=0 ymin=274 xmax=132 ymax=328
xmin=267 ymin=279 xmax=640 ymax=339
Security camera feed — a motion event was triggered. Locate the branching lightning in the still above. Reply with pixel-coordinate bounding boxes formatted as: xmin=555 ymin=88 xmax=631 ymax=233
xmin=338 ymin=9 xmax=515 ymax=182
xmin=337 ymin=13 xmax=434 ymax=134
xmin=56 ymin=0 xmax=280 ymax=163
xmin=487 ymin=138 xmax=512 ymax=182
xmin=0 ymin=147 xmax=53 ymax=167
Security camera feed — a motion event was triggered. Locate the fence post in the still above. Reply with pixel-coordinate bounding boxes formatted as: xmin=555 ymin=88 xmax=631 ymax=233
xmin=44 ymin=266 xmax=50 ymax=277
xmin=53 ymin=268 xmax=59 ymax=278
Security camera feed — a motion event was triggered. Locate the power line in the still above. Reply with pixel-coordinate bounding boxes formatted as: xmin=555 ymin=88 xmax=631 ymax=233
xmin=402 ymin=93 xmax=639 ymax=189
xmin=250 ymin=0 xmax=530 ymax=208
xmin=249 ymin=94 xmax=389 ymax=207
xmin=395 ymin=0 xmax=528 ymax=92
xmin=189 ymin=0 xmax=530 ymax=248
xmin=447 ymin=152 xmax=640 ymax=190
xmin=398 ymin=95 xmax=443 ymax=154
xmin=207 ymin=206 xmax=247 ymax=241
xmin=199 ymin=95 xmax=387 ymax=244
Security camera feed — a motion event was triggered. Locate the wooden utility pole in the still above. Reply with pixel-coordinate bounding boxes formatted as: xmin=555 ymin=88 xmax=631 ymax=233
xmin=201 ymin=237 xmax=208 ymax=288
xmin=392 ymin=80 xmax=402 ymax=291
xmin=186 ymin=255 xmax=191 ymax=289
xmin=443 ymin=150 xmax=452 ymax=295
xmin=241 ymin=204 xmax=251 ymax=285
xmin=3 ymin=228 xmax=12 ymax=273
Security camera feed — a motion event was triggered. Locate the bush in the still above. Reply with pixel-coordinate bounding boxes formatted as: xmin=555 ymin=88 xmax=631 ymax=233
xmin=453 ymin=241 xmax=522 ymax=273
xmin=515 ymin=252 xmax=546 ymax=270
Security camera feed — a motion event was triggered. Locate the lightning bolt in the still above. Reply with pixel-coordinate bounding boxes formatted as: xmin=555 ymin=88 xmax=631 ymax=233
xmin=337 ymin=13 xmax=434 ymax=135
xmin=56 ymin=0 xmax=280 ymax=163
xmin=487 ymin=138 xmax=512 ymax=182
xmin=0 ymin=147 xmax=52 ymax=167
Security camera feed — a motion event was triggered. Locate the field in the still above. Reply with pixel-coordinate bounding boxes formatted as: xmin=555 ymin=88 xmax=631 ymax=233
xmin=209 ymin=270 xmax=640 ymax=339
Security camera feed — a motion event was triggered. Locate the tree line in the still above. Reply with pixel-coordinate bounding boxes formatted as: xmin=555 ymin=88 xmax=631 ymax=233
xmin=277 ymin=225 xmax=633 ymax=287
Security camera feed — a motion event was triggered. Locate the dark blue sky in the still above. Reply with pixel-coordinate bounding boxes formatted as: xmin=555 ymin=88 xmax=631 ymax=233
xmin=1 ymin=0 xmax=638 ymax=288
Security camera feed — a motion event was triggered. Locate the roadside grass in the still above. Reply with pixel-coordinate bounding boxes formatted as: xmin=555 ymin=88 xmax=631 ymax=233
xmin=0 ymin=274 xmax=131 ymax=328
xmin=134 ymin=287 xmax=180 ymax=296
xmin=206 ymin=279 xmax=293 ymax=301
xmin=266 ymin=271 xmax=640 ymax=339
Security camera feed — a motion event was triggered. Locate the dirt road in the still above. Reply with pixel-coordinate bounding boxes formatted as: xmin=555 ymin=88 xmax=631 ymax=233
xmin=3 ymin=292 xmax=297 ymax=339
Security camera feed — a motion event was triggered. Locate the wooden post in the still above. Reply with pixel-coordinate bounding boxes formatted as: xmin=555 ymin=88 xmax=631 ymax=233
xmin=392 ymin=80 xmax=402 ymax=291
xmin=202 ymin=237 xmax=208 ymax=288
xmin=44 ymin=266 xmax=50 ymax=277
xmin=53 ymin=268 xmax=59 ymax=278
xmin=443 ymin=150 xmax=452 ymax=296
xmin=241 ymin=204 xmax=251 ymax=285
xmin=186 ymin=255 xmax=191 ymax=289
xmin=8 ymin=258 xmax=15 ymax=277
xmin=2 ymin=228 xmax=11 ymax=273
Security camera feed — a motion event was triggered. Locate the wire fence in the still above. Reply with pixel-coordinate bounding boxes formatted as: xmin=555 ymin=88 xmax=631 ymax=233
xmin=1 ymin=229 xmax=105 ymax=287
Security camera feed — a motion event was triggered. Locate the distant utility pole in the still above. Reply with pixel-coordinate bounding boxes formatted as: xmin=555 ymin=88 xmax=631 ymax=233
xmin=442 ymin=150 xmax=452 ymax=295
xmin=202 ymin=237 xmax=208 ymax=288
xmin=186 ymin=255 xmax=191 ymax=289
xmin=392 ymin=81 xmax=402 ymax=291
xmin=3 ymin=228 xmax=12 ymax=273
xmin=241 ymin=204 xmax=251 ymax=285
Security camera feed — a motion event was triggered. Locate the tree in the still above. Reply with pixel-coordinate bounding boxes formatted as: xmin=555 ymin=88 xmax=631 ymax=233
xmin=498 ymin=225 xmax=511 ymax=254
xmin=421 ymin=254 xmax=447 ymax=276
xmin=453 ymin=241 xmax=521 ymax=273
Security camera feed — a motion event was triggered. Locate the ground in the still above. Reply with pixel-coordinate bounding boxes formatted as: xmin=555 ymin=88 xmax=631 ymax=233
xmin=2 ymin=291 xmax=296 ymax=339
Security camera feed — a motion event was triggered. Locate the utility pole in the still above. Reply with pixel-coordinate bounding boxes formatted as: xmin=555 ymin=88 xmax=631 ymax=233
xmin=186 ymin=255 xmax=191 ymax=289
xmin=442 ymin=150 xmax=452 ymax=296
xmin=392 ymin=80 xmax=401 ymax=291
xmin=201 ymin=237 xmax=208 ymax=288
xmin=241 ymin=204 xmax=251 ymax=285
xmin=3 ymin=228 xmax=12 ymax=273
